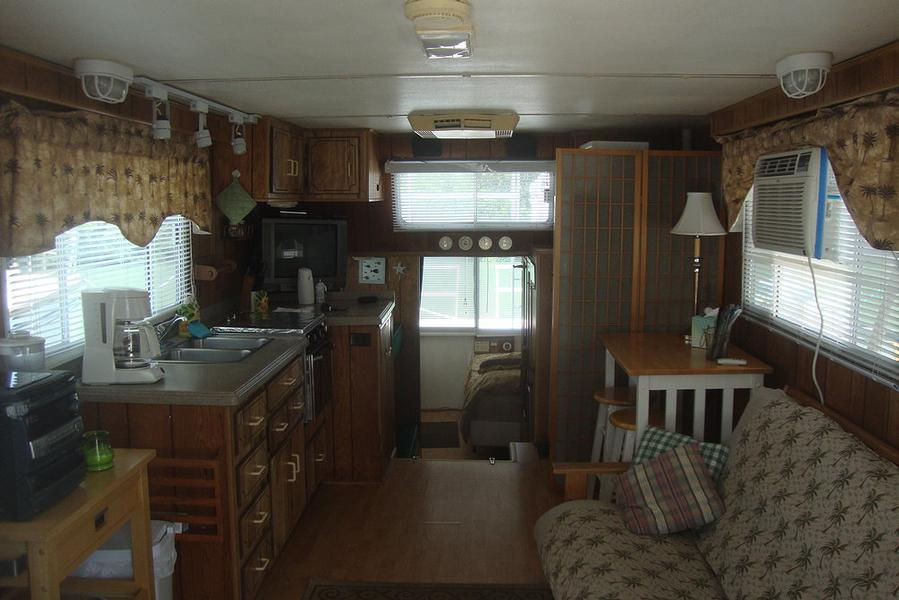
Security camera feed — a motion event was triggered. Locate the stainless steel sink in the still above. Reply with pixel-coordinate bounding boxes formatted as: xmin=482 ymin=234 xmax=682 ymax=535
xmin=187 ymin=337 xmax=270 ymax=351
xmin=156 ymin=347 xmax=252 ymax=363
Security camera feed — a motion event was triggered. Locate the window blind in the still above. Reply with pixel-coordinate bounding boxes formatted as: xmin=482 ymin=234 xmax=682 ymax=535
xmin=420 ymin=256 xmax=476 ymax=329
xmin=3 ymin=216 xmax=193 ymax=358
xmin=477 ymin=256 xmax=523 ymax=330
xmin=387 ymin=160 xmax=554 ymax=231
xmin=742 ymin=187 xmax=899 ymax=387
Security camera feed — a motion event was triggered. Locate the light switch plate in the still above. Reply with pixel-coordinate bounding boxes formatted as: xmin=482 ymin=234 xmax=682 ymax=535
xmin=473 ymin=340 xmax=490 ymax=353
xmin=359 ymin=257 xmax=386 ymax=284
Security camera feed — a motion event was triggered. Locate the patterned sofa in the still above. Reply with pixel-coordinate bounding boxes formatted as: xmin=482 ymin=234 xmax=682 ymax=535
xmin=534 ymin=387 xmax=899 ymax=600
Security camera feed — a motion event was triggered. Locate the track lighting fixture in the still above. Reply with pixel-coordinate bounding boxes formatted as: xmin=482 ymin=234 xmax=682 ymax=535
xmin=191 ymin=100 xmax=212 ymax=149
xmin=146 ymin=84 xmax=171 ymax=140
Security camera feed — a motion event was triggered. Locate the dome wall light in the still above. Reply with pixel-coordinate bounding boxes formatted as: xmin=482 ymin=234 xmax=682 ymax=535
xmin=73 ymin=59 xmax=134 ymax=104
xmin=776 ymin=52 xmax=832 ymax=99
xmin=229 ymin=113 xmax=247 ymax=156
xmin=191 ymin=100 xmax=212 ymax=149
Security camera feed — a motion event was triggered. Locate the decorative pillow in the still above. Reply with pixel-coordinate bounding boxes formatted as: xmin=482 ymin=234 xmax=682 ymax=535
xmin=634 ymin=426 xmax=729 ymax=480
xmin=615 ymin=442 xmax=725 ymax=535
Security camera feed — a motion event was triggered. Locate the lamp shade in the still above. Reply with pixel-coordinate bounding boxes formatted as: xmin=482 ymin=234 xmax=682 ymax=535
xmin=671 ymin=192 xmax=726 ymax=236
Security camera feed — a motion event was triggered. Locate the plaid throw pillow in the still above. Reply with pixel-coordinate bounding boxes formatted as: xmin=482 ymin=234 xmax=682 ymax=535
xmin=615 ymin=442 xmax=725 ymax=535
xmin=634 ymin=426 xmax=729 ymax=480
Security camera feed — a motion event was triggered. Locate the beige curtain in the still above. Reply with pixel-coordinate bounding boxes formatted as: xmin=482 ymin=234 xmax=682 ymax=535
xmin=718 ymin=90 xmax=899 ymax=250
xmin=0 ymin=100 xmax=210 ymax=257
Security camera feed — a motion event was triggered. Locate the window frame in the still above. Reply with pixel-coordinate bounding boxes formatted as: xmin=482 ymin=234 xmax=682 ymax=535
xmin=1 ymin=216 xmax=194 ymax=367
xmin=387 ymin=160 xmax=555 ymax=232
xmin=419 ymin=255 xmax=525 ymax=335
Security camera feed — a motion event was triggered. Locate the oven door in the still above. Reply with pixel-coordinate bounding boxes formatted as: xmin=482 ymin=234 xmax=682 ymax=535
xmin=304 ymin=337 xmax=332 ymax=424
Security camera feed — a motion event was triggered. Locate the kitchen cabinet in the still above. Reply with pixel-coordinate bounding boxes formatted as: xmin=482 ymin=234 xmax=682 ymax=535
xmin=252 ymin=116 xmax=303 ymax=200
xmin=305 ymin=129 xmax=383 ymax=202
xmin=80 ymin=353 xmax=312 ymax=600
xmin=329 ymin=310 xmax=396 ymax=482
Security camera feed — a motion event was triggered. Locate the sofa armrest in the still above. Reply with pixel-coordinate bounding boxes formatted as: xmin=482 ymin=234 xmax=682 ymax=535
xmin=553 ymin=462 xmax=630 ymax=500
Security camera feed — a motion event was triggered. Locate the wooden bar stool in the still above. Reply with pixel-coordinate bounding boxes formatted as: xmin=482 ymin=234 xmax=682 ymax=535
xmin=590 ymin=387 xmax=635 ymax=465
xmin=607 ymin=407 xmax=665 ymax=463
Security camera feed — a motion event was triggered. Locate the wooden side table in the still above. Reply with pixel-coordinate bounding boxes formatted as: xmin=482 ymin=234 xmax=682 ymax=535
xmin=0 ymin=448 xmax=157 ymax=600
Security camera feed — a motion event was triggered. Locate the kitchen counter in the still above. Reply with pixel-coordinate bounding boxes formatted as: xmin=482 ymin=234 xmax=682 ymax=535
xmin=75 ymin=336 xmax=306 ymax=407
xmin=322 ymin=293 xmax=395 ymax=326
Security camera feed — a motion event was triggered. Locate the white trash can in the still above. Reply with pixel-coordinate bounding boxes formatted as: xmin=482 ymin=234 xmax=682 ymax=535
xmin=72 ymin=520 xmax=178 ymax=600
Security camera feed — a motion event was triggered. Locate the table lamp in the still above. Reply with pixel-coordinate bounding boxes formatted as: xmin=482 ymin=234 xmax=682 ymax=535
xmin=671 ymin=192 xmax=726 ymax=316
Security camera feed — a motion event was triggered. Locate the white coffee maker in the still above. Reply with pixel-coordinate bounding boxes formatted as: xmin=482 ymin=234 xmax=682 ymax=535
xmin=81 ymin=288 xmax=164 ymax=385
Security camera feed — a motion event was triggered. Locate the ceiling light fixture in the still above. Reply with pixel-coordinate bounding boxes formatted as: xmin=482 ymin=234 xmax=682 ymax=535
xmin=230 ymin=114 xmax=247 ymax=155
xmin=775 ymin=52 xmax=832 ymax=99
xmin=73 ymin=59 xmax=134 ymax=104
xmin=146 ymin=83 xmax=171 ymax=140
xmin=191 ymin=101 xmax=212 ymax=149
xmin=404 ymin=0 xmax=473 ymax=59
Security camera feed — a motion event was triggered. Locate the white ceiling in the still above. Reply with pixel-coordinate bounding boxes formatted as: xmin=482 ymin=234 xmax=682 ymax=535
xmin=2 ymin=0 xmax=897 ymax=132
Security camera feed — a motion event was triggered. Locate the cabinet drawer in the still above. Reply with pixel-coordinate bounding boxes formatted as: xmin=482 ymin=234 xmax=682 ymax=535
xmin=236 ymin=391 xmax=267 ymax=458
xmin=287 ymin=386 xmax=306 ymax=428
xmin=267 ymin=401 xmax=291 ymax=450
xmin=267 ymin=358 xmax=302 ymax=410
xmin=242 ymin=531 xmax=274 ymax=600
xmin=239 ymin=487 xmax=271 ymax=561
xmin=238 ymin=443 xmax=269 ymax=508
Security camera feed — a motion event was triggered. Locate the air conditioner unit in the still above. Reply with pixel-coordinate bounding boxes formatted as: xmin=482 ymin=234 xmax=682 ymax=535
xmin=752 ymin=147 xmax=841 ymax=260
xmin=408 ymin=112 xmax=519 ymax=139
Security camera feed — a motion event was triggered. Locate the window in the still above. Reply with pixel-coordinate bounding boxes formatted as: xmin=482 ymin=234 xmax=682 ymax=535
xmin=420 ymin=256 xmax=524 ymax=331
xmin=387 ymin=161 xmax=554 ymax=231
xmin=742 ymin=188 xmax=899 ymax=386
xmin=3 ymin=216 xmax=194 ymax=361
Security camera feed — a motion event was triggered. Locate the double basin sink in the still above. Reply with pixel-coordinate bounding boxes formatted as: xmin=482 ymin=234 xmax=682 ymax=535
xmin=156 ymin=336 xmax=271 ymax=364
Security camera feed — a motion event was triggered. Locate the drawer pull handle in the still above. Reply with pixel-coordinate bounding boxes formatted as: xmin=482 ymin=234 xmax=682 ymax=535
xmin=253 ymin=557 xmax=271 ymax=572
xmin=292 ymin=453 xmax=302 ymax=471
xmin=290 ymin=401 xmax=305 ymax=412
xmin=315 ymin=453 xmax=326 ymax=463
xmin=94 ymin=507 xmax=108 ymax=531
xmin=287 ymin=459 xmax=298 ymax=483
xmin=273 ymin=422 xmax=289 ymax=433
xmin=251 ymin=511 xmax=269 ymax=525
xmin=246 ymin=416 xmax=265 ymax=427
xmin=249 ymin=464 xmax=266 ymax=477
xmin=281 ymin=376 xmax=298 ymax=387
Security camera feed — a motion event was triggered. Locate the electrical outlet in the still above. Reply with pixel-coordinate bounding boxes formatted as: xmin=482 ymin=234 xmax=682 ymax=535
xmin=474 ymin=340 xmax=490 ymax=353
xmin=359 ymin=257 xmax=386 ymax=284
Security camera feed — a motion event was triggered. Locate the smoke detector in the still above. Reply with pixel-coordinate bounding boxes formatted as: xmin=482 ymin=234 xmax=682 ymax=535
xmin=775 ymin=52 xmax=832 ymax=99
xmin=404 ymin=0 xmax=471 ymax=30
xmin=408 ymin=112 xmax=519 ymax=139
xmin=73 ymin=59 xmax=134 ymax=104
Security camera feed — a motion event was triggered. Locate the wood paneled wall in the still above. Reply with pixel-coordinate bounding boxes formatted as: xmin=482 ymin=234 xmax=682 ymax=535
xmin=723 ymin=232 xmax=899 ymax=448
xmin=710 ymin=40 xmax=899 ymax=136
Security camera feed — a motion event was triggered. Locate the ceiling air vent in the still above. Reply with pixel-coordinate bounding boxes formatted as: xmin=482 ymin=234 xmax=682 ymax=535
xmin=408 ymin=112 xmax=519 ymax=139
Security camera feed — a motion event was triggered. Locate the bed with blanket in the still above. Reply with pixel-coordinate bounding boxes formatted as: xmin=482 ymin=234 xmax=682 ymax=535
xmin=459 ymin=352 xmax=526 ymax=447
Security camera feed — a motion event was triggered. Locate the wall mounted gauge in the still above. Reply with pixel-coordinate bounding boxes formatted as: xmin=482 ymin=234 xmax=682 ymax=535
xmin=478 ymin=236 xmax=493 ymax=250
xmin=458 ymin=236 xmax=473 ymax=251
xmin=438 ymin=236 xmax=453 ymax=250
xmin=498 ymin=236 xmax=513 ymax=250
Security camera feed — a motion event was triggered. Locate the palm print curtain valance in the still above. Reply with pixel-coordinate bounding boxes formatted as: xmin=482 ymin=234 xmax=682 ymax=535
xmin=718 ymin=90 xmax=899 ymax=250
xmin=0 ymin=100 xmax=210 ymax=257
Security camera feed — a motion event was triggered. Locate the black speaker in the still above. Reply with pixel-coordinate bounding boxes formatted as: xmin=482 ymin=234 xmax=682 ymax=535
xmin=411 ymin=136 xmax=443 ymax=158
xmin=506 ymin=134 xmax=537 ymax=159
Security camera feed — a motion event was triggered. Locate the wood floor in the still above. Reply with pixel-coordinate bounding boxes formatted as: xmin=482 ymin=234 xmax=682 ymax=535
xmin=420 ymin=409 xmax=477 ymax=460
xmin=257 ymin=457 xmax=561 ymax=599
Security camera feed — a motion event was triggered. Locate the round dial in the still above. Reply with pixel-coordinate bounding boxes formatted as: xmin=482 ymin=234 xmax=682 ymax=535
xmin=458 ymin=236 xmax=473 ymax=251
xmin=478 ymin=236 xmax=493 ymax=251
xmin=498 ymin=236 xmax=513 ymax=251
xmin=438 ymin=236 xmax=453 ymax=251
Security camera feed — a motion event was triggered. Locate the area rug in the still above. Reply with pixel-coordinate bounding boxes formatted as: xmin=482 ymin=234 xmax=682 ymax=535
xmin=302 ymin=580 xmax=553 ymax=600
xmin=419 ymin=421 xmax=461 ymax=448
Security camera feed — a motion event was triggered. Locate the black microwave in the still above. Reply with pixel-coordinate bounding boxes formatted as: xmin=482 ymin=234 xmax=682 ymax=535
xmin=261 ymin=218 xmax=348 ymax=291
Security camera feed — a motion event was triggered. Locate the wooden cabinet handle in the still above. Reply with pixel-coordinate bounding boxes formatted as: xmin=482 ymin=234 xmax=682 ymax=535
xmin=246 ymin=415 xmax=265 ymax=427
xmin=281 ymin=376 xmax=297 ymax=387
xmin=290 ymin=400 xmax=305 ymax=412
xmin=286 ymin=458 xmax=298 ymax=482
xmin=249 ymin=464 xmax=266 ymax=477
xmin=314 ymin=452 xmax=326 ymax=463
xmin=273 ymin=421 xmax=289 ymax=432
xmin=253 ymin=557 xmax=271 ymax=572
xmin=291 ymin=453 xmax=302 ymax=470
xmin=251 ymin=511 xmax=269 ymax=525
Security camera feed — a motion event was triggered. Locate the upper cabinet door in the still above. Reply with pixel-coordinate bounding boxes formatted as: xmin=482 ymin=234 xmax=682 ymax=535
xmin=270 ymin=126 xmax=302 ymax=194
xmin=307 ymin=137 xmax=361 ymax=196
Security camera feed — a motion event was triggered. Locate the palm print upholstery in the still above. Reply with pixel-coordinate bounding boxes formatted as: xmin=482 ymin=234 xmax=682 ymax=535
xmin=535 ymin=388 xmax=899 ymax=600
xmin=535 ymin=500 xmax=727 ymax=600
xmin=697 ymin=387 xmax=899 ymax=599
